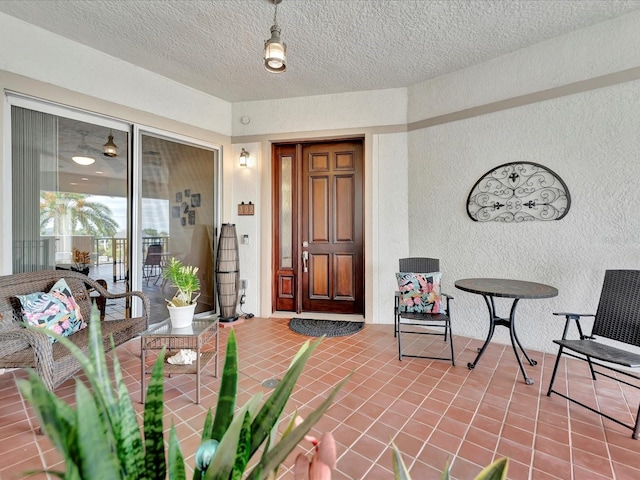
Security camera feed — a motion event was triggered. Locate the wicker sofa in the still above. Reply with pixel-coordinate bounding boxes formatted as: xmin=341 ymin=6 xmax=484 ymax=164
xmin=0 ymin=270 xmax=149 ymax=391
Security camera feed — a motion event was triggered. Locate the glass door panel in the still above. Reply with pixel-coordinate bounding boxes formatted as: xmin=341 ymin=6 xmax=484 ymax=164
xmin=10 ymin=102 xmax=130 ymax=316
xmin=140 ymin=134 xmax=217 ymax=322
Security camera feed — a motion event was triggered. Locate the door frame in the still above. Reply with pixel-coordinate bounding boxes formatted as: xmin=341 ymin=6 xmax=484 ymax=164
xmin=271 ymin=137 xmax=365 ymax=315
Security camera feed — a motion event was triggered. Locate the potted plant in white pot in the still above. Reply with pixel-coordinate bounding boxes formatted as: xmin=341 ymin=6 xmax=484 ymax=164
xmin=163 ymin=257 xmax=201 ymax=328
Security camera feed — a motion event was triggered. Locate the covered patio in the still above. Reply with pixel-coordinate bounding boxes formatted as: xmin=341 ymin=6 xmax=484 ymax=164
xmin=0 ymin=319 xmax=637 ymax=479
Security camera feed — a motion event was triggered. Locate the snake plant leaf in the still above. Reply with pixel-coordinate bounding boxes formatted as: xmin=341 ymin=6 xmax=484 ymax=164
xmin=193 ymin=410 xmax=215 ymax=480
xmin=167 ymin=425 xmax=187 ymax=480
xmin=18 ymin=374 xmax=77 ymax=462
xmin=204 ymin=394 xmax=262 ymax=480
xmin=440 ymin=458 xmax=451 ymax=480
xmin=260 ymin=411 xmax=296 ymax=475
xmin=75 ymin=380 xmax=122 ymax=478
xmin=391 ymin=441 xmax=412 ymax=480
xmin=111 ymin=340 xmax=145 ymax=477
xmin=474 ymin=457 xmax=509 ymax=480
xmin=86 ymin=305 xmax=116 ymax=409
xmin=231 ymin=410 xmax=252 ymax=480
xmin=248 ymin=336 xmax=322 ymax=457
xmin=246 ymin=373 xmax=351 ymax=480
xmin=211 ymin=328 xmax=238 ymax=442
xmin=143 ymin=349 xmax=167 ymax=478
xmin=200 ymin=409 xmax=214 ymax=441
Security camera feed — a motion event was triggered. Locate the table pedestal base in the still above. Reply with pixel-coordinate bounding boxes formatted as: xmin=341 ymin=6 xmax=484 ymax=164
xmin=467 ymin=296 xmax=537 ymax=385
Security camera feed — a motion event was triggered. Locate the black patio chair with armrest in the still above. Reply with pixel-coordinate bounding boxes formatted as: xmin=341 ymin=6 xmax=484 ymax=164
xmin=395 ymin=257 xmax=455 ymax=365
xmin=546 ymin=270 xmax=640 ymax=439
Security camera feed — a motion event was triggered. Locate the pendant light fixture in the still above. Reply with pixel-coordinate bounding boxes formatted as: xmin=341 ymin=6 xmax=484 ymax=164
xmin=72 ymin=156 xmax=95 ymax=166
xmin=264 ymin=0 xmax=286 ymax=73
xmin=103 ymin=129 xmax=118 ymax=157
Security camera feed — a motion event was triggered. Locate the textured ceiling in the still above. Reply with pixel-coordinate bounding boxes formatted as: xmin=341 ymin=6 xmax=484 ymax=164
xmin=1 ymin=0 xmax=640 ymax=103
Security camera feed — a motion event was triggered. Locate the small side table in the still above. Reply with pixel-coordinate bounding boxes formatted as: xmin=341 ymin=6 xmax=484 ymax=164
xmin=140 ymin=313 xmax=219 ymax=404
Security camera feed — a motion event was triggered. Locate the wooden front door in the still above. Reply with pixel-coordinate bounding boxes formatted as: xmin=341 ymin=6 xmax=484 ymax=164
xmin=273 ymin=139 xmax=364 ymax=314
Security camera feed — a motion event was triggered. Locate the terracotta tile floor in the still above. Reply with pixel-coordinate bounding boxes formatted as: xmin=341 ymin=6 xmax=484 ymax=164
xmin=0 ymin=319 xmax=638 ymax=479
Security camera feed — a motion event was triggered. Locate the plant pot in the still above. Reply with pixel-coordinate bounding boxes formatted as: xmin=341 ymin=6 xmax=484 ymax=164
xmin=167 ymin=303 xmax=197 ymax=329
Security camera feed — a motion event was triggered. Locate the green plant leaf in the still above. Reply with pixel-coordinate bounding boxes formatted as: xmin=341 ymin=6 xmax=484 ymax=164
xmin=248 ymin=337 xmax=323 ymax=457
xmin=112 ymin=339 xmax=146 ymax=477
xmin=473 ymin=457 xmax=509 ymax=480
xmin=75 ymin=380 xmax=122 ymax=478
xmin=144 ymin=349 xmax=167 ymax=478
xmin=440 ymin=458 xmax=451 ymax=480
xmin=86 ymin=304 xmax=116 ymax=410
xmin=231 ymin=411 xmax=252 ymax=480
xmin=391 ymin=441 xmax=412 ymax=480
xmin=18 ymin=375 xmax=77 ymax=467
xmin=247 ymin=373 xmax=351 ymax=480
xmin=204 ymin=394 xmax=262 ymax=480
xmin=211 ymin=328 xmax=238 ymax=441
xmin=168 ymin=425 xmax=186 ymax=480
xmin=193 ymin=410 xmax=214 ymax=480
xmin=201 ymin=409 xmax=214 ymax=441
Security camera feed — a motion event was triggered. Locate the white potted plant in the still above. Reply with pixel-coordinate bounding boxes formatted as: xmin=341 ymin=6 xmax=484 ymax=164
xmin=163 ymin=257 xmax=201 ymax=328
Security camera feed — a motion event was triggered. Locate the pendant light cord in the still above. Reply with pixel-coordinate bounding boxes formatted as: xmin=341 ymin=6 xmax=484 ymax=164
xmin=273 ymin=1 xmax=279 ymax=27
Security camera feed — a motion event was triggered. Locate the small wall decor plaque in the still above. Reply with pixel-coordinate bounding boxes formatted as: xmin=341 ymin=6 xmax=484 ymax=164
xmin=238 ymin=201 xmax=255 ymax=216
xmin=466 ymin=162 xmax=570 ymax=222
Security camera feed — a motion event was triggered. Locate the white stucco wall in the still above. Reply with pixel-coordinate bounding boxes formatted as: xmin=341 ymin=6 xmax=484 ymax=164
xmin=408 ymin=10 xmax=640 ymax=122
xmin=407 ymin=79 xmax=640 ymax=354
xmin=231 ymin=143 xmax=261 ymax=317
xmin=232 ymin=88 xmax=407 ymax=137
xmin=372 ymin=132 xmax=409 ymax=323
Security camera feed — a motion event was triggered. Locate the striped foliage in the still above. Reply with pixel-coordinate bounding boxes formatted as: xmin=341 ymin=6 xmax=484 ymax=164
xmin=19 ymin=306 xmax=350 ymax=480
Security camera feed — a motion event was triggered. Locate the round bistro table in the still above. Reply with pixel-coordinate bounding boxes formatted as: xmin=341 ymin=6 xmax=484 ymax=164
xmin=455 ymin=278 xmax=558 ymax=385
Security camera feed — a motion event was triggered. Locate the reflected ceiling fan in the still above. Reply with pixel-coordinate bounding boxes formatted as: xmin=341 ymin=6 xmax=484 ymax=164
xmin=72 ymin=129 xmax=102 ymax=165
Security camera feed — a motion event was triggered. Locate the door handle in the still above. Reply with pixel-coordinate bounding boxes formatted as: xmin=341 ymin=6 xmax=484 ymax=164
xmin=302 ymin=251 xmax=308 ymax=273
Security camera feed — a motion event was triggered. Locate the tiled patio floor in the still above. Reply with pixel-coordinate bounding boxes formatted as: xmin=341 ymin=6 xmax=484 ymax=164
xmin=0 ymin=319 xmax=638 ymax=479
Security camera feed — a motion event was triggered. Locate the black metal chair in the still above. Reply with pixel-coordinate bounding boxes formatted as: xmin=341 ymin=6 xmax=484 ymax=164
xmin=395 ymin=257 xmax=455 ymax=365
xmin=547 ymin=270 xmax=640 ymax=439
xmin=142 ymin=244 xmax=163 ymax=285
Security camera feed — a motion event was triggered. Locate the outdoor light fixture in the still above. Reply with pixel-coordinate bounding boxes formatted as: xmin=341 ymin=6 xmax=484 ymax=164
xmin=103 ymin=129 xmax=118 ymax=157
xmin=239 ymin=148 xmax=250 ymax=167
xmin=264 ymin=0 xmax=286 ymax=73
xmin=72 ymin=156 xmax=95 ymax=166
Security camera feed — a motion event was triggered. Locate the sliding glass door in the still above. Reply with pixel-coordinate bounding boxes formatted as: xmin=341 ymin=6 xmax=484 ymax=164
xmin=137 ymin=132 xmax=219 ymax=321
xmin=7 ymin=95 xmax=221 ymax=323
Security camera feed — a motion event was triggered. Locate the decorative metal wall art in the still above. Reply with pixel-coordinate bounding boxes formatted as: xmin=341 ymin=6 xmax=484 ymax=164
xmin=466 ymin=162 xmax=570 ymax=222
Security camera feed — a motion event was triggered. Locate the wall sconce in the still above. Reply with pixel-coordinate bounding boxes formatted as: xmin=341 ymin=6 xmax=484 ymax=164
xmin=239 ymin=148 xmax=250 ymax=167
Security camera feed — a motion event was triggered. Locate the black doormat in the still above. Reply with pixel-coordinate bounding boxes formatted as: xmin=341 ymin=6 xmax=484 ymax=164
xmin=288 ymin=318 xmax=364 ymax=337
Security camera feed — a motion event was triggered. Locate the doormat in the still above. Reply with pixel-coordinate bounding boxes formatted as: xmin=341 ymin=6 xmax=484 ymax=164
xmin=288 ymin=318 xmax=364 ymax=337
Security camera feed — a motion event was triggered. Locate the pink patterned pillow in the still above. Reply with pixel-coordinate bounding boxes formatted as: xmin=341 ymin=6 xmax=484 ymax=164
xmin=17 ymin=278 xmax=86 ymax=342
xmin=396 ymin=272 xmax=445 ymax=314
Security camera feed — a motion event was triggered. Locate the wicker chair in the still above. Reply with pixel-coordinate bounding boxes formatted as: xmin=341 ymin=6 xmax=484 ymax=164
xmin=547 ymin=270 xmax=640 ymax=439
xmin=0 ymin=270 xmax=150 ymax=392
xmin=395 ymin=257 xmax=455 ymax=365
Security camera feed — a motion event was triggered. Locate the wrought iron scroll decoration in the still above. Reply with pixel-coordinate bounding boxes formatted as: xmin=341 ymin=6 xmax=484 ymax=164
xmin=466 ymin=162 xmax=571 ymax=222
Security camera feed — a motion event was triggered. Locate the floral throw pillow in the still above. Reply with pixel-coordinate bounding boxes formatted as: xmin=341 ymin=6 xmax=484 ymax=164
xmin=17 ymin=278 xmax=87 ymax=343
xmin=396 ymin=272 xmax=445 ymax=314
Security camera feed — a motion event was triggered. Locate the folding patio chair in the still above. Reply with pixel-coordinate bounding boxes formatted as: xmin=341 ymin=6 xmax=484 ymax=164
xmin=547 ymin=270 xmax=640 ymax=439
